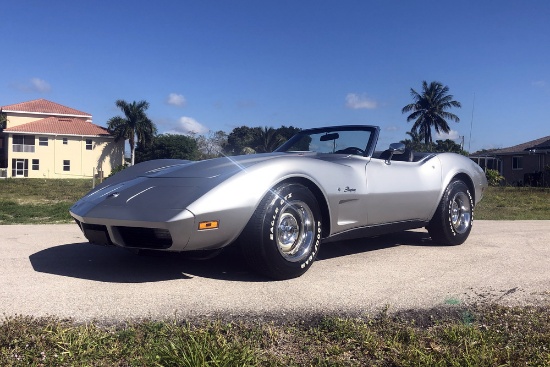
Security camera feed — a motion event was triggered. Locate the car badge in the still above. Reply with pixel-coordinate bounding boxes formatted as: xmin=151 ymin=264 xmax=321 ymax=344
xmin=107 ymin=192 xmax=120 ymax=198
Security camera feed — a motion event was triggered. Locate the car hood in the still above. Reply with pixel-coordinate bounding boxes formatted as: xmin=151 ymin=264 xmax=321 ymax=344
xmin=142 ymin=152 xmax=285 ymax=179
xmin=71 ymin=153 xmax=287 ymax=214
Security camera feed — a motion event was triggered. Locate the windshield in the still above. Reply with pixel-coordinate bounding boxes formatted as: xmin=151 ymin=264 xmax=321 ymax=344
xmin=276 ymin=125 xmax=379 ymax=157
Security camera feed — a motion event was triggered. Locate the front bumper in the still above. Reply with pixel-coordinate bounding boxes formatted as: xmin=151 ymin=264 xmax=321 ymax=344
xmin=71 ymin=209 xmax=196 ymax=251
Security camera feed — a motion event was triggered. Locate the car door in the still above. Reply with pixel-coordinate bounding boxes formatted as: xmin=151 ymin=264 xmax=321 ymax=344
xmin=365 ymin=156 xmax=442 ymax=225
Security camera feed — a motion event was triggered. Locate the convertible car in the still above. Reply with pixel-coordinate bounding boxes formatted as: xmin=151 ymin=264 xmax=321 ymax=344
xmin=70 ymin=125 xmax=487 ymax=279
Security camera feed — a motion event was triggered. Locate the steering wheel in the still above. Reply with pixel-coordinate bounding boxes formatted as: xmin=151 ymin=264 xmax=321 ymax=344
xmin=334 ymin=147 xmax=365 ymax=156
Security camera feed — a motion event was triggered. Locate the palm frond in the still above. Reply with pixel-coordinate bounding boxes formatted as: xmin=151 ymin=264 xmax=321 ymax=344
xmin=402 ymin=81 xmax=461 ymax=146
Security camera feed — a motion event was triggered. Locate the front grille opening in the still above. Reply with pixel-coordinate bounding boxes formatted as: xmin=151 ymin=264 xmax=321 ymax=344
xmin=81 ymin=223 xmax=113 ymax=246
xmin=116 ymin=227 xmax=173 ymax=249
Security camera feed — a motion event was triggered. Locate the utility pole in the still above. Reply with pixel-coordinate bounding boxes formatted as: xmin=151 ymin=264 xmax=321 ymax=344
xmin=468 ymin=93 xmax=475 ymax=153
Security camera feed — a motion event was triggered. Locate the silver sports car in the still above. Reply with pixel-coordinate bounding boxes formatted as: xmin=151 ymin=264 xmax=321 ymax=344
xmin=70 ymin=125 xmax=487 ymax=279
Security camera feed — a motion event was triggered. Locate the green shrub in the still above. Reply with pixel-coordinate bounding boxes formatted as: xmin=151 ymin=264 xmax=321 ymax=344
xmin=485 ymin=169 xmax=504 ymax=186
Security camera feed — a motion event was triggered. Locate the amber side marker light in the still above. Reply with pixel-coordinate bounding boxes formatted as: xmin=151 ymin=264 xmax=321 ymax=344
xmin=198 ymin=220 xmax=219 ymax=230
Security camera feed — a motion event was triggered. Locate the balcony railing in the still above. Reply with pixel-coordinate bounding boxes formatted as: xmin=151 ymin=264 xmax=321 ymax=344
xmin=12 ymin=144 xmax=35 ymax=153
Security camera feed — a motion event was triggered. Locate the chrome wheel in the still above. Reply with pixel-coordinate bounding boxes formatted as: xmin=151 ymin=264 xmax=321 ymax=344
xmin=240 ymin=183 xmax=322 ymax=279
xmin=429 ymin=180 xmax=473 ymax=246
xmin=275 ymin=200 xmax=315 ymax=262
xmin=450 ymin=191 xmax=471 ymax=234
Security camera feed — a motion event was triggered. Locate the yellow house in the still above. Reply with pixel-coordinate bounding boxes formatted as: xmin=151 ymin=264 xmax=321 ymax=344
xmin=0 ymin=99 xmax=124 ymax=179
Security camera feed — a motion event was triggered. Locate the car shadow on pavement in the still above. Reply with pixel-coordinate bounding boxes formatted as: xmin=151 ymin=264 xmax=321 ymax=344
xmin=29 ymin=242 xmax=257 ymax=283
xmin=29 ymin=230 xmax=434 ymax=283
xmin=317 ymin=229 xmax=434 ymax=261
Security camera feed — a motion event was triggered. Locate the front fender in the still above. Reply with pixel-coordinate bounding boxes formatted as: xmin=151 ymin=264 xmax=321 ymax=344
xmin=437 ymin=153 xmax=487 ymax=206
xmin=185 ymin=155 xmax=363 ymax=248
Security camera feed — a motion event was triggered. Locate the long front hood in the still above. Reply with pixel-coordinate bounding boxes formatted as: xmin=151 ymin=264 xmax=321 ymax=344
xmin=70 ymin=153 xmax=285 ymax=222
xmin=143 ymin=153 xmax=284 ymax=179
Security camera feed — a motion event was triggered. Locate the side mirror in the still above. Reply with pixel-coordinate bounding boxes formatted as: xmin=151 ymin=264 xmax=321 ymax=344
xmin=385 ymin=143 xmax=406 ymax=164
xmin=389 ymin=143 xmax=405 ymax=155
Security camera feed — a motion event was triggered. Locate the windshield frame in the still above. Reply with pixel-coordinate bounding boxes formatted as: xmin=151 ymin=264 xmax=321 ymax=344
xmin=275 ymin=125 xmax=380 ymax=157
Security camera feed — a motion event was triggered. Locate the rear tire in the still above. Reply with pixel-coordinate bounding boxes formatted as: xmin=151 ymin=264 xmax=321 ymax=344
xmin=239 ymin=183 xmax=322 ymax=280
xmin=428 ymin=180 xmax=474 ymax=246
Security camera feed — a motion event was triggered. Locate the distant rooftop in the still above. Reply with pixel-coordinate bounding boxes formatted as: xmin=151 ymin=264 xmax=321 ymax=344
xmin=1 ymin=98 xmax=91 ymax=117
xmin=472 ymin=135 xmax=550 ymax=155
xmin=3 ymin=117 xmax=109 ymax=137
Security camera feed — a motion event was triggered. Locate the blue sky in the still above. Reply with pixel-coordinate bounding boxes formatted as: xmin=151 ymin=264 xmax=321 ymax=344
xmin=1 ymin=0 xmax=549 ymax=152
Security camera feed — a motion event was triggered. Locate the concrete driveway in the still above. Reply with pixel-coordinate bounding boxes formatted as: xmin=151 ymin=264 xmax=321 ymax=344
xmin=0 ymin=221 xmax=548 ymax=322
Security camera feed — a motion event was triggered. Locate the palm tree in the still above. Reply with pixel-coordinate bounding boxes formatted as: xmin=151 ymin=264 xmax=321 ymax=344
xmin=254 ymin=127 xmax=285 ymax=153
xmin=400 ymin=130 xmax=426 ymax=151
xmin=401 ymin=81 xmax=461 ymax=146
xmin=0 ymin=113 xmax=6 ymax=131
xmin=107 ymin=100 xmax=157 ymax=165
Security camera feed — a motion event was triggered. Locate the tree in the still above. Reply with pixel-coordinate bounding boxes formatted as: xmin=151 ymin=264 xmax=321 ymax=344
xmin=401 ymin=131 xmax=467 ymax=155
xmin=255 ymin=127 xmax=285 ymax=153
xmin=433 ymin=139 xmax=467 ymax=155
xmin=400 ymin=130 xmax=425 ymax=152
xmin=107 ymin=100 xmax=157 ymax=166
xmin=401 ymin=81 xmax=461 ymax=146
xmin=225 ymin=126 xmax=262 ymax=155
xmin=276 ymin=125 xmax=301 ymax=141
xmin=225 ymin=125 xmax=301 ymax=155
xmin=191 ymin=130 xmax=228 ymax=159
xmin=0 ymin=113 xmax=6 ymax=132
xmin=135 ymin=134 xmax=199 ymax=163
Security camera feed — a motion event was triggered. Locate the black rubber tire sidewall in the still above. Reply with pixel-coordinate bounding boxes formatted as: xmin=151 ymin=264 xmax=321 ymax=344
xmin=428 ymin=180 xmax=474 ymax=246
xmin=240 ymin=183 xmax=322 ymax=280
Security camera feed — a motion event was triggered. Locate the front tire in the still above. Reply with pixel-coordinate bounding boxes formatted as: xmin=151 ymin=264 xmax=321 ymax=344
xmin=240 ymin=183 xmax=322 ymax=280
xmin=428 ymin=180 xmax=474 ymax=246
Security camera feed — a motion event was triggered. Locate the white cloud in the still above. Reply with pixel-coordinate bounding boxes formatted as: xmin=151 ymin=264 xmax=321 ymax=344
xmin=436 ymin=129 xmax=460 ymax=140
xmin=167 ymin=93 xmax=186 ymax=107
xmin=13 ymin=78 xmax=51 ymax=93
xmin=345 ymin=93 xmax=378 ymax=109
xmin=532 ymin=80 xmax=547 ymax=88
xmin=170 ymin=116 xmax=209 ymax=135
xmin=31 ymin=78 xmax=51 ymax=92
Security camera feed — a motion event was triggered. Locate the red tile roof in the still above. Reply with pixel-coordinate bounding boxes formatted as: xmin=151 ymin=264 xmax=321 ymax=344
xmin=3 ymin=117 xmax=110 ymax=137
xmin=1 ymin=99 xmax=91 ymax=117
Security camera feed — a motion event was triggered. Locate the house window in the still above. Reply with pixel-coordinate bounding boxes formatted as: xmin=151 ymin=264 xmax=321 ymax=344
xmin=63 ymin=160 xmax=70 ymax=171
xmin=86 ymin=139 xmax=93 ymax=150
xmin=12 ymin=135 xmax=35 ymax=153
xmin=63 ymin=138 xmax=68 ymax=145
xmin=512 ymin=156 xmax=523 ymax=170
xmin=39 ymin=137 xmax=49 ymax=146
xmin=12 ymin=159 xmax=28 ymax=177
xmin=32 ymin=159 xmax=39 ymax=170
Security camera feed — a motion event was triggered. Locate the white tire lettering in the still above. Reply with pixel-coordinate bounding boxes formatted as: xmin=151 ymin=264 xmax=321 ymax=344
xmin=298 ymin=221 xmax=321 ymax=269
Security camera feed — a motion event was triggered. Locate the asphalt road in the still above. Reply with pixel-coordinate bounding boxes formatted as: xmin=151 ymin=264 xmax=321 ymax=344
xmin=1 ymin=221 xmax=549 ymax=322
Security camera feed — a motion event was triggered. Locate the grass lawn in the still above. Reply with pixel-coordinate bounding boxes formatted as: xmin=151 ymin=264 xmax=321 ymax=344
xmin=475 ymin=186 xmax=550 ymax=220
xmin=0 ymin=178 xmax=92 ymax=224
xmin=0 ymin=179 xmax=549 ymax=366
xmin=1 ymin=304 xmax=549 ymax=366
